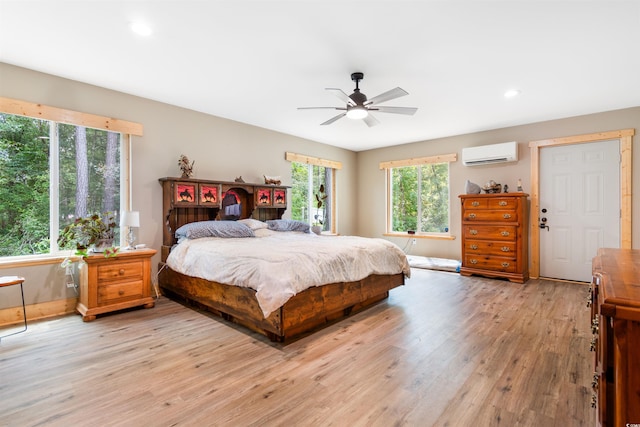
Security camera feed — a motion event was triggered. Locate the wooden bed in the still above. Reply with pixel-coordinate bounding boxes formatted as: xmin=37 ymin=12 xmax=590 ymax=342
xmin=158 ymin=177 xmax=405 ymax=342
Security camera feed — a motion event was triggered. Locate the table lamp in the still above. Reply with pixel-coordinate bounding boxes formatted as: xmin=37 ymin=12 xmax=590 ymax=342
xmin=120 ymin=211 xmax=140 ymax=250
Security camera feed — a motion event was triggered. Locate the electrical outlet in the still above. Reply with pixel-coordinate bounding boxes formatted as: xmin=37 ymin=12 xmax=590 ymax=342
xmin=412 ymin=238 xmax=417 ymax=245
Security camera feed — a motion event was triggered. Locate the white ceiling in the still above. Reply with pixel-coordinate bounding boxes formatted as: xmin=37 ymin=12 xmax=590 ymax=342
xmin=1 ymin=1 xmax=639 ymax=151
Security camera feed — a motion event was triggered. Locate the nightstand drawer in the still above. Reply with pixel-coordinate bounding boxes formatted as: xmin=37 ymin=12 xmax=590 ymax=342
xmin=97 ymin=260 xmax=143 ymax=282
xmin=98 ymin=280 xmax=144 ymax=305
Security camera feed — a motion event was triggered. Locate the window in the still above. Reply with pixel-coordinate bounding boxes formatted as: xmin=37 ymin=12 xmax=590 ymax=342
xmin=0 ymin=97 xmax=142 ymax=261
xmin=381 ymin=154 xmax=456 ymax=237
xmin=286 ymin=152 xmax=341 ymax=233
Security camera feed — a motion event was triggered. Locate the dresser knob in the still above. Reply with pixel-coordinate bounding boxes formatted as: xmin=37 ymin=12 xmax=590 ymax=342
xmin=470 ymin=244 xmax=478 ymax=250
xmin=470 ymin=229 xmax=478 ymax=235
xmin=118 ymin=289 xmax=125 ymax=296
xmin=501 ymin=262 xmax=510 ymax=268
xmin=469 ymin=213 xmax=476 ymax=219
xmin=471 ymin=201 xmax=480 ymax=207
xmin=498 ymin=201 xmax=507 ymax=206
xmin=500 ymin=231 xmax=510 ymax=237
xmin=119 ymin=269 xmax=125 ymax=275
xmin=503 ymin=213 xmax=511 ymax=219
xmin=470 ymin=259 xmax=478 ymax=264
xmin=501 ymin=246 xmax=510 ymax=252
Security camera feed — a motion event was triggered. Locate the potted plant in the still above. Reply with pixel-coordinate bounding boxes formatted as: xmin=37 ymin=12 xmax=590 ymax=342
xmin=57 ymin=211 xmax=119 ymax=257
xmin=312 ymin=184 xmax=327 ymax=235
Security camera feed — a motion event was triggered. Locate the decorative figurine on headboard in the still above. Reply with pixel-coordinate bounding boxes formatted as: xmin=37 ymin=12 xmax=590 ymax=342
xmin=263 ymin=175 xmax=282 ymax=185
xmin=178 ymin=154 xmax=194 ymax=178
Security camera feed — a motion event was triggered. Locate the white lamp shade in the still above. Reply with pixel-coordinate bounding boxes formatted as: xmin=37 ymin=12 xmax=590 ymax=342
xmin=121 ymin=211 xmax=140 ymax=228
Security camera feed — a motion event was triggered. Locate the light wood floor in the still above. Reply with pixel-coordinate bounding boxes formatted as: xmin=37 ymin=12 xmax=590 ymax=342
xmin=0 ymin=268 xmax=595 ymax=427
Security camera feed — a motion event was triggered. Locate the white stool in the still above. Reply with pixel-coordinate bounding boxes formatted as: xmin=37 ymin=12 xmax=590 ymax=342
xmin=0 ymin=276 xmax=27 ymax=341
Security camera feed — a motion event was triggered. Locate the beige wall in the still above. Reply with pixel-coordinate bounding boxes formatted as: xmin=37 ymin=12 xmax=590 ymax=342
xmin=357 ymin=107 xmax=640 ymax=260
xmin=0 ymin=63 xmax=357 ymax=310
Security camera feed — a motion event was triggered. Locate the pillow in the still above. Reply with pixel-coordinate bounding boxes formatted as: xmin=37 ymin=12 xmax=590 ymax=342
xmin=238 ymin=218 xmax=268 ymax=230
xmin=266 ymin=219 xmax=310 ymax=233
xmin=175 ymin=221 xmax=255 ymax=240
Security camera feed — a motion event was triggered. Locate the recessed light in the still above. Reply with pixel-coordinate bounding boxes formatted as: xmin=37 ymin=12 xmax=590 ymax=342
xmin=504 ymin=89 xmax=521 ymax=98
xmin=130 ymin=22 xmax=152 ymax=37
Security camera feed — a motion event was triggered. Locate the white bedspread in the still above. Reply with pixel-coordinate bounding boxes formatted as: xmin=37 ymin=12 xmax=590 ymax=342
xmin=166 ymin=231 xmax=410 ymax=317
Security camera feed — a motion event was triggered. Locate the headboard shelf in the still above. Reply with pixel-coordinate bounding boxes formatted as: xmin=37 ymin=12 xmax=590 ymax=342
xmin=159 ymin=177 xmax=290 ymax=262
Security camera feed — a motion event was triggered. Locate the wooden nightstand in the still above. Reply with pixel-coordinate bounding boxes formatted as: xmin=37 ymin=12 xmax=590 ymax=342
xmin=77 ymin=248 xmax=157 ymax=321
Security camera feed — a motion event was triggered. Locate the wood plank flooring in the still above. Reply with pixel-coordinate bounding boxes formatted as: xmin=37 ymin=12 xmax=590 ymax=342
xmin=0 ymin=268 xmax=596 ymax=426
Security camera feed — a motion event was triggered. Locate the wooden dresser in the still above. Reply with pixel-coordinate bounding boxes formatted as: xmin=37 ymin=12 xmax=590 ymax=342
xmin=77 ymin=248 xmax=156 ymax=321
xmin=459 ymin=193 xmax=529 ymax=283
xmin=590 ymin=248 xmax=640 ymax=427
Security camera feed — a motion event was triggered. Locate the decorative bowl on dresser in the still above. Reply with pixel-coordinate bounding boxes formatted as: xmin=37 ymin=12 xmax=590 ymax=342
xmin=458 ymin=193 xmax=529 ymax=283
xmin=77 ymin=248 xmax=157 ymax=321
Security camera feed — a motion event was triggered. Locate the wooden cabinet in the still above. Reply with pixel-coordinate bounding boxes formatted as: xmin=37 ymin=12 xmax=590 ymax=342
xmin=77 ymin=248 xmax=156 ymax=321
xmin=590 ymin=248 xmax=640 ymax=427
xmin=459 ymin=193 xmax=529 ymax=283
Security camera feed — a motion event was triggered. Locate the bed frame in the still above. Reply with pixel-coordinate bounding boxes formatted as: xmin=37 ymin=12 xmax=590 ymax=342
xmin=157 ymin=177 xmax=405 ymax=342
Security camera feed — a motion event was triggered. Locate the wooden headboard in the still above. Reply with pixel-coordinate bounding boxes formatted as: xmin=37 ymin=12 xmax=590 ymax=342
xmin=159 ymin=177 xmax=289 ymax=262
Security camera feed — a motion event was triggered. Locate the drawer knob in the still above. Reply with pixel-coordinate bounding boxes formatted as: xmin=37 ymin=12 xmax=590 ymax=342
xmin=469 ymin=213 xmax=476 ymax=219
xmin=470 ymin=244 xmax=478 ymax=250
xmin=118 ymin=289 xmax=125 ymax=296
xmin=501 ymin=246 xmax=510 ymax=252
xmin=119 ymin=269 xmax=125 ymax=276
xmin=500 ymin=231 xmax=510 ymax=237
xmin=471 ymin=201 xmax=480 ymax=207
xmin=501 ymin=262 xmax=510 ymax=268
xmin=503 ymin=213 xmax=512 ymax=219
xmin=470 ymin=259 xmax=478 ymax=264
xmin=498 ymin=201 xmax=507 ymax=206
xmin=470 ymin=229 xmax=478 ymax=235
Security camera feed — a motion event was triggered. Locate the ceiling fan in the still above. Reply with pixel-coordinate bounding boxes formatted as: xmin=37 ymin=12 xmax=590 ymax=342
xmin=298 ymin=72 xmax=418 ymax=127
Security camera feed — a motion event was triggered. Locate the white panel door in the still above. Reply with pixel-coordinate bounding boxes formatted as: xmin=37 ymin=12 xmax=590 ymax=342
xmin=539 ymin=140 xmax=620 ymax=281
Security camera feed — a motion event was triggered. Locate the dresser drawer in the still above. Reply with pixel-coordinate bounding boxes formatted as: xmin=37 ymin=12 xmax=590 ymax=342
xmin=463 ymin=210 xmax=518 ymax=222
xmin=464 ymin=255 xmax=517 ymax=272
xmin=97 ymin=260 xmax=143 ymax=282
xmin=98 ymin=280 xmax=144 ymax=305
xmin=463 ymin=198 xmax=488 ymax=209
xmin=488 ymin=198 xmax=518 ymax=209
xmin=464 ymin=225 xmax=516 ymax=241
xmin=465 ymin=240 xmax=516 ymax=256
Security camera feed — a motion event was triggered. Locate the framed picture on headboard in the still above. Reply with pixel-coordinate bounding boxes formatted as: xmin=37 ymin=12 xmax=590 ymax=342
xmin=199 ymin=184 xmax=219 ymax=205
xmin=273 ymin=188 xmax=286 ymax=207
xmin=255 ymin=187 xmax=272 ymax=206
xmin=175 ymin=183 xmax=197 ymax=206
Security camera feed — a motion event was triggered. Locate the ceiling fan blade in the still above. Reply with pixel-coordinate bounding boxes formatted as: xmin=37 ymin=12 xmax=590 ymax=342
xmin=297 ymin=107 xmax=345 ymax=110
xmin=321 ymin=113 xmax=346 ymax=126
xmin=365 ymin=87 xmax=408 ymax=106
xmin=362 ymin=113 xmax=380 ymax=127
xmin=372 ymin=106 xmax=418 ymax=115
xmin=326 ymin=88 xmax=356 ymax=106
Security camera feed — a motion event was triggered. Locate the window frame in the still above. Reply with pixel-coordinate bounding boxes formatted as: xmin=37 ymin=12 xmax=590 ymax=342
xmin=286 ymin=152 xmax=341 ymax=234
xmin=0 ymin=97 xmax=143 ymax=267
xmin=380 ymin=153 xmax=457 ymax=240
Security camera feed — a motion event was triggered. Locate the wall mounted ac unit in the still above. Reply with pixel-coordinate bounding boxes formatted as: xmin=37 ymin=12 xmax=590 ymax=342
xmin=461 ymin=141 xmax=518 ymax=166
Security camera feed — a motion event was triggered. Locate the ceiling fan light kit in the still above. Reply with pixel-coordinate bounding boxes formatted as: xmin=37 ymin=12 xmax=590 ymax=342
xmin=299 ymin=72 xmax=417 ymax=127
